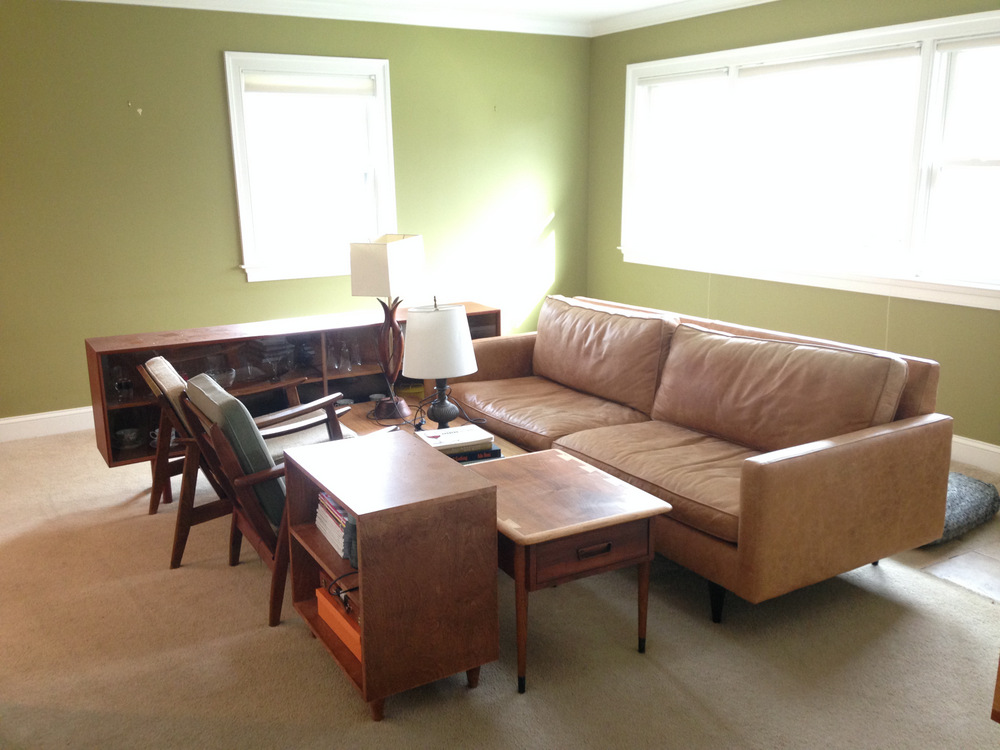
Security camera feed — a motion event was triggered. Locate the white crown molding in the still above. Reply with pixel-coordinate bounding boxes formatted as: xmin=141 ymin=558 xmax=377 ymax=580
xmin=60 ymin=0 xmax=587 ymax=36
xmin=591 ymin=0 xmax=776 ymax=36
xmin=61 ymin=0 xmax=779 ymax=37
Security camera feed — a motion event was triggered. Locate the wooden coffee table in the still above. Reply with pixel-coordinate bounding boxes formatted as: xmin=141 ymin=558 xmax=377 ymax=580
xmin=468 ymin=450 xmax=671 ymax=693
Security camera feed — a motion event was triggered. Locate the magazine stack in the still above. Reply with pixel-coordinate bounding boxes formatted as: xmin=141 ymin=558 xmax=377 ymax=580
xmin=315 ymin=491 xmax=358 ymax=567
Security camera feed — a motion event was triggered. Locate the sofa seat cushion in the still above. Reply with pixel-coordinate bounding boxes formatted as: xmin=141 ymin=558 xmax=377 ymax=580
xmin=449 ymin=376 xmax=650 ymax=452
xmin=533 ymin=295 xmax=675 ymax=415
xmin=554 ymin=421 xmax=761 ymax=543
xmin=652 ymin=324 xmax=909 ymax=452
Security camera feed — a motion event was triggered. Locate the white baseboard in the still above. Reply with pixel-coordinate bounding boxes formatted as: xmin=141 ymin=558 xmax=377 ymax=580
xmin=2 ymin=408 xmax=1000 ymax=476
xmin=951 ymin=435 xmax=1000 ymax=475
xmin=0 ymin=407 xmax=94 ymax=443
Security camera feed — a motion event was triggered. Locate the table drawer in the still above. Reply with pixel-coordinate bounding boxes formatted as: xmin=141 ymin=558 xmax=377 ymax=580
xmin=530 ymin=519 xmax=650 ymax=588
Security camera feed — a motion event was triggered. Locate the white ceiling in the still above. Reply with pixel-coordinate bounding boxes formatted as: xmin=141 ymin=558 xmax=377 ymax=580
xmin=65 ymin=0 xmax=778 ymax=37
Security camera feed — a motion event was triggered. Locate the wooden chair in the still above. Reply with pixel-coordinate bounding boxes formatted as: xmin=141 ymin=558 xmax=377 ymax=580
xmin=138 ymin=357 xmax=192 ymax=515
xmin=181 ymin=373 xmax=351 ymax=626
xmin=138 ymin=358 xmax=233 ymax=570
xmin=139 ymin=356 xmax=350 ymax=571
xmin=139 ymin=357 xmax=332 ymax=515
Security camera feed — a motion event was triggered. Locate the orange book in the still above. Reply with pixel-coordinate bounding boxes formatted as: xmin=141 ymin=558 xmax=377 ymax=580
xmin=315 ymin=587 xmax=362 ymax=661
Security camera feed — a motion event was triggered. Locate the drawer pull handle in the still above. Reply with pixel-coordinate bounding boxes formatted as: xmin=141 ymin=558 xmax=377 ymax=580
xmin=577 ymin=542 xmax=612 ymax=560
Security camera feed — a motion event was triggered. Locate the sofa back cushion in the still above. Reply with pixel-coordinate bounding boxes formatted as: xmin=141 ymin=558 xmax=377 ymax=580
xmin=575 ymin=296 xmax=940 ymax=420
xmin=533 ymin=295 xmax=674 ymax=415
xmin=652 ymin=324 xmax=909 ymax=452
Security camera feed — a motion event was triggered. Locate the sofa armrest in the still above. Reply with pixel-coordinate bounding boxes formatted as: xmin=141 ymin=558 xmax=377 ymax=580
xmin=736 ymin=413 xmax=953 ymax=602
xmin=445 ymin=332 xmax=537 ymax=387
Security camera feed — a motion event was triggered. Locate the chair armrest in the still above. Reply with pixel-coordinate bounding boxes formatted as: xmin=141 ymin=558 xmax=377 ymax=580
xmin=253 ymin=392 xmax=344 ymax=429
xmin=737 ymin=413 xmax=953 ymax=602
xmin=255 ymin=392 xmax=347 ymax=442
xmin=233 ymin=463 xmax=287 ymax=489
xmin=257 ymin=414 xmax=329 ymax=440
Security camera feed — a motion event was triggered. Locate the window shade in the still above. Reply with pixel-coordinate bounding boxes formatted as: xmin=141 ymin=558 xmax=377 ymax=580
xmin=243 ymin=71 xmax=376 ymax=96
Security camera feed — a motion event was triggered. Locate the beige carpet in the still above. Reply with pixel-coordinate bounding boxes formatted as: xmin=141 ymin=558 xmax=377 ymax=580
xmin=2 ymin=431 xmax=1000 ymax=749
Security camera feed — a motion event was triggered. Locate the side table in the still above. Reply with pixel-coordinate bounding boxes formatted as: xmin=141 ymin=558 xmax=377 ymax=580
xmin=468 ymin=449 xmax=671 ymax=693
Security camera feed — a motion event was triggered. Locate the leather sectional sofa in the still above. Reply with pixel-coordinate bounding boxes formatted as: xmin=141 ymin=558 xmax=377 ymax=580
xmin=448 ymin=295 xmax=953 ymax=621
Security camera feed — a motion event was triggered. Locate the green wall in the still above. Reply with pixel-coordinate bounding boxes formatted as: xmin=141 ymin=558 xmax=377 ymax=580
xmin=587 ymin=0 xmax=1000 ymax=445
xmin=0 ymin=0 xmax=590 ymax=416
xmin=2 ymin=0 xmax=998 ymax=448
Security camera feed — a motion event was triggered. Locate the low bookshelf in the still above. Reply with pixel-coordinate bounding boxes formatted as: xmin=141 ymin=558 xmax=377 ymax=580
xmin=284 ymin=430 xmax=499 ymax=720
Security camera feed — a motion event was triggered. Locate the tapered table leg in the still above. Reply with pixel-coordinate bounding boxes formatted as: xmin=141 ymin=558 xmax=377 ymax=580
xmin=637 ymin=558 xmax=650 ymax=653
xmin=514 ymin=543 xmax=528 ymax=693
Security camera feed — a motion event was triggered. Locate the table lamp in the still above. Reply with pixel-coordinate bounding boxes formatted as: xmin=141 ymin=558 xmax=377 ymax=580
xmin=401 ymin=301 xmax=478 ymax=429
xmin=350 ymin=234 xmax=425 ymax=420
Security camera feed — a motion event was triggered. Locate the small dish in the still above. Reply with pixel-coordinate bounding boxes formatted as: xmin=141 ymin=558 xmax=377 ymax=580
xmin=115 ymin=427 xmax=143 ymax=449
xmin=205 ymin=368 xmax=237 ymax=388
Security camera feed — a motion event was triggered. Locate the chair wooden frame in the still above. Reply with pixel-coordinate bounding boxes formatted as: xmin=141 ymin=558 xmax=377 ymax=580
xmin=140 ymin=365 xmax=318 ymax=516
xmin=137 ymin=364 xmax=232 ymax=569
xmin=179 ymin=389 xmax=350 ymax=626
xmin=138 ymin=360 xmax=349 ymax=572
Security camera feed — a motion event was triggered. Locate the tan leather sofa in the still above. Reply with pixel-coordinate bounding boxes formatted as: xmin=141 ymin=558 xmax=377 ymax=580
xmin=450 ymin=295 xmax=952 ymax=621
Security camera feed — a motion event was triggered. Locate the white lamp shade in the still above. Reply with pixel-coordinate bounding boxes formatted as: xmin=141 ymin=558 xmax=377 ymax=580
xmin=350 ymin=234 xmax=425 ymax=299
xmin=402 ymin=304 xmax=478 ymax=380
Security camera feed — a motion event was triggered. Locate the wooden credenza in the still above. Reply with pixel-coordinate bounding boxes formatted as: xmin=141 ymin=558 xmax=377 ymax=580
xmin=84 ymin=303 xmax=500 ymax=467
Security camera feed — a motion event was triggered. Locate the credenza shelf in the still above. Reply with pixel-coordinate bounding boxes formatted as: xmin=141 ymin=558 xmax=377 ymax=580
xmin=85 ymin=303 xmax=500 ymax=467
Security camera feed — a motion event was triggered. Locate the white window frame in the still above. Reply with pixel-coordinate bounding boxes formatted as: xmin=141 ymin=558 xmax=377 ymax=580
xmin=622 ymin=11 xmax=1000 ymax=310
xmin=224 ymin=51 xmax=397 ymax=282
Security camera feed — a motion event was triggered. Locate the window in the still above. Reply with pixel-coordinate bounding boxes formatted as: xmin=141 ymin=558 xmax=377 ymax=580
xmin=622 ymin=12 xmax=1000 ymax=309
xmin=224 ymin=52 xmax=396 ymax=282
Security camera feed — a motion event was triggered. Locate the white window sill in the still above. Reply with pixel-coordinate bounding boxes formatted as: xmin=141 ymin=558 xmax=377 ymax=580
xmin=240 ymin=263 xmax=349 ymax=283
xmin=620 ymin=248 xmax=1000 ymax=311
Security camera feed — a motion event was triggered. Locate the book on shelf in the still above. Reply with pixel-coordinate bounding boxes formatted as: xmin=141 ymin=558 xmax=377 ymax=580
xmin=449 ymin=444 xmax=502 ymax=463
xmin=315 ymin=507 xmax=344 ymax=552
xmin=318 ymin=492 xmax=351 ymax=527
xmin=315 ymin=586 xmax=362 ymax=660
xmin=414 ymin=423 xmax=494 ymax=454
xmin=315 ymin=492 xmax=358 ymax=567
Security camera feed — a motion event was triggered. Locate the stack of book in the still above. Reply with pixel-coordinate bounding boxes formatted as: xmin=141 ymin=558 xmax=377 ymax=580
xmin=315 ymin=492 xmax=357 ymax=567
xmin=248 ymin=336 xmax=295 ymax=376
xmin=414 ymin=423 xmax=501 ymax=463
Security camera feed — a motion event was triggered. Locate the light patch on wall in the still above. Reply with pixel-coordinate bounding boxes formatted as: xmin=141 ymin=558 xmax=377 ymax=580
xmin=128 ymin=100 xmax=143 ymax=116
xmin=432 ymin=178 xmax=556 ymax=331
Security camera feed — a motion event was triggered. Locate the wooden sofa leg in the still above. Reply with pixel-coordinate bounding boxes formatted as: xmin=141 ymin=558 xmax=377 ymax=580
xmin=708 ymin=582 xmax=726 ymax=624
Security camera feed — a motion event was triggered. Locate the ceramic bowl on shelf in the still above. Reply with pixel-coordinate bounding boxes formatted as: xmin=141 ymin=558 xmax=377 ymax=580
xmin=205 ymin=368 xmax=237 ymax=388
xmin=115 ymin=427 xmax=143 ymax=449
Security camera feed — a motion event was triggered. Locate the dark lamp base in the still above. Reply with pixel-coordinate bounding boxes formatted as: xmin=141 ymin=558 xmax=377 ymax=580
xmin=427 ymin=378 xmax=460 ymax=429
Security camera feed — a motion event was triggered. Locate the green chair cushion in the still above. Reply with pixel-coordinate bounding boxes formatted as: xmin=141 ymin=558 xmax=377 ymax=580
xmin=186 ymin=373 xmax=286 ymax=528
